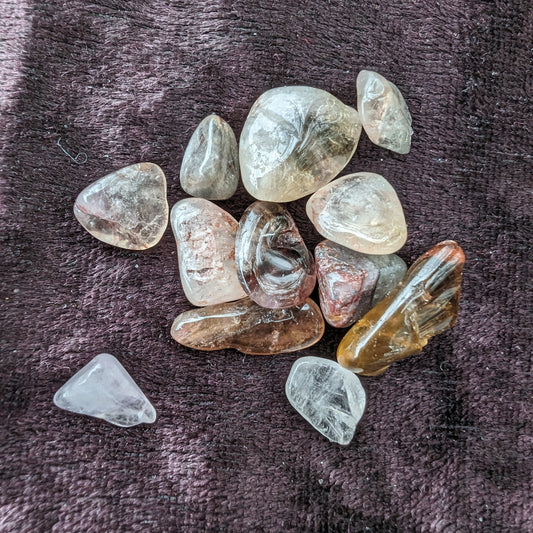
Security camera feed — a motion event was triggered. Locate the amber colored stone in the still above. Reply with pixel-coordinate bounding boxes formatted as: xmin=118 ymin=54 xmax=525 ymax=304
xmin=171 ymin=298 xmax=325 ymax=355
xmin=235 ymin=201 xmax=316 ymax=309
xmin=337 ymin=241 xmax=465 ymax=376
xmin=74 ymin=162 xmax=168 ymax=250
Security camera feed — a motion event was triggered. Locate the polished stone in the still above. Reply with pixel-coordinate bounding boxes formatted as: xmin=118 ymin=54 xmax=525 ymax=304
xmin=171 ymin=198 xmax=246 ymax=306
xmin=171 ymin=298 xmax=324 ymax=355
xmin=180 ymin=114 xmax=239 ymax=200
xmin=315 ymin=240 xmax=379 ymax=328
xmin=53 ymin=353 xmax=156 ymax=427
xmin=74 ymin=162 xmax=168 ymax=250
xmin=357 ymin=70 xmax=413 ymax=154
xmin=235 ymin=201 xmax=316 ymax=309
xmin=240 ymin=86 xmax=362 ymax=202
xmin=306 ymin=172 xmax=407 ymax=254
xmin=285 ymin=356 xmax=366 ymax=445
xmin=337 ymin=241 xmax=465 ymax=375
xmin=371 ymin=253 xmax=408 ymax=305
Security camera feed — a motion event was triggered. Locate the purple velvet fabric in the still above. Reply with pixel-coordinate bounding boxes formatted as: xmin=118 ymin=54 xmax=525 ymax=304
xmin=1 ymin=1 xmax=531 ymax=531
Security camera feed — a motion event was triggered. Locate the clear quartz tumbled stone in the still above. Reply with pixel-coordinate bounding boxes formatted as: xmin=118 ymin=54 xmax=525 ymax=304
xmin=74 ymin=162 xmax=168 ymax=250
xmin=357 ymin=70 xmax=413 ymax=154
xmin=285 ymin=356 xmax=366 ymax=445
xmin=240 ymin=86 xmax=362 ymax=202
xmin=53 ymin=353 xmax=156 ymax=427
xmin=306 ymin=172 xmax=407 ymax=255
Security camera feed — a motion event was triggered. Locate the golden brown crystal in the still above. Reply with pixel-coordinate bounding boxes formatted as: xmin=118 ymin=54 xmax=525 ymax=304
xmin=171 ymin=298 xmax=325 ymax=355
xmin=337 ymin=241 xmax=465 ymax=376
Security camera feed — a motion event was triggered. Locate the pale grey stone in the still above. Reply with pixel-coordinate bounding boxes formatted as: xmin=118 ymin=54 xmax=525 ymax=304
xmin=357 ymin=70 xmax=413 ymax=154
xmin=240 ymin=86 xmax=362 ymax=202
xmin=53 ymin=353 xmax=156 ymax=427
xmin=369 ymin=253 xmax=408 ymax=305
xmin=286 ymin=356 xmax=366 ymax=445
xmin=180 ymin=115 xmax=239 ymax=200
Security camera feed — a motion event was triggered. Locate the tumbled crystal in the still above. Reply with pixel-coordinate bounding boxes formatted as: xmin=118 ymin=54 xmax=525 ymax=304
xmin=315 ymin=240 xmax=406 ymax=328
xmin=74 ymin=162 xmax=168 ymax=250
xmin=306 ymin=172 xmax=407 ymax=255
xmin=171 ymin=298 xmax=324 ymax=355
xmin=180 ymin=114 xmax=239 ymax=200
xmin=235 ymin=201 xmax=316 ymax=309
xmin=286 ymin=356 xmax=366 ymax=445
xmin=53 ymin=353 xmax=156 ymax=427
xmin=171 ymin=198 xmax=246 ymax=306
xmin=370 ymin=253 xmax=408 ymax=305
xmin=337 ymin=241 xmax=465 ymax=376
xmin=357 ymin=70 xmax=413 ymax=154
xmin=240 ymin=86 xmax=362 ymax=202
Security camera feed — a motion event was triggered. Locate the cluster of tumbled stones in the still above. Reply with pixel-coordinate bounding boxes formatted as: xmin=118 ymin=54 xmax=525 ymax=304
xmin=55 ymin=70 xmax=465 ymax=445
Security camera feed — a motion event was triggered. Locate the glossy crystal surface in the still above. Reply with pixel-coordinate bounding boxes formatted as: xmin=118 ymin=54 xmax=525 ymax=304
xmin=315 ymin=240 xmax=379 ymax=328
xmin=53 ymin=353 xmax=156 ymax=427
xmin=240 ymin=86 xmax=362 ymax=202
xmin=286 ymin=356 xmax=366 ymax=445
xmin=235 ymin=201 xmax=316 ymax=309
xmin=171 ymin=298 xmax=325 ymax=355
xmin=337 ymin=241 xmax=465 ymax=375
xmin=180 ymin=114 xmax=239 ymax=200
xmin=171 ymin=198 xmax=246 ymax=306
xmin=74 ymin=162 xmax=168 ymax=250
xmin=357 ymin=70 xmax=413 ymax=154
xmin=306 ymin=172 xmax=407 ymax=254
xmin=315 ymin=241 xmax=407 ymax=327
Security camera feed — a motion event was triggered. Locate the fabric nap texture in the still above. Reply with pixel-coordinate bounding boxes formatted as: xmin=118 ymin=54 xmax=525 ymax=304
xmin=1 ymin=1 xmax=531 ymax=531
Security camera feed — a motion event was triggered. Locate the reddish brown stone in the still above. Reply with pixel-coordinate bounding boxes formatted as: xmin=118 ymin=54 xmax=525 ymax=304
xmin=171 ymin=298 xmax=324 ymax=355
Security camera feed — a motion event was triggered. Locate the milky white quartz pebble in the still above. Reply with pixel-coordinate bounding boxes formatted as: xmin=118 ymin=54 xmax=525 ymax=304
xmin=53 ymin=353 xmax=156 ymax=427
xmin=306 ymin=172 xmax=407 ymax=255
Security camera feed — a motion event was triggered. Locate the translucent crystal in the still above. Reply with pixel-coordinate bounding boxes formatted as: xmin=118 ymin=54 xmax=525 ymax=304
xmin=306 ymin=172 xmax=407 ymax=255
xmin=171 ymin=198 xmax=246 ymax=306
xmin=180 ymin=114 xmax=239 ymax=200
xmin=171 ymin=298 xmax=324 ymax=355
xmin=370 ymin=253 xmax=408 ymax=305
xmin=240 ymin=86 xmax=362 ymax=202
xmin=337 ymin=241 xmax=465 ymax=376
xmin=357 ymin=70 xmax=413 ymax=154
xmin=53 ymin=353 xmax=156 ymax=427
xmin=235 ymin=201 xmax=316 ymax=309
xmin=74 ymin=162 xmax=168 ymax=250
xmin=285 ymin=356 xmax=366 ymax=445
xmin=315 ymin=240 xmax=405 ymax=328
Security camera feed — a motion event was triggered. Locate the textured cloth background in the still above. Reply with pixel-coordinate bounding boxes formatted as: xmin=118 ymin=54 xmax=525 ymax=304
xmin=1 ymin=0 xmax=531 ymax=531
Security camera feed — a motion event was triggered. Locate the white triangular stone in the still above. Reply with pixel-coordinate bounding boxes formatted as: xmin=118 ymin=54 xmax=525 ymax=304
xmin=54 ymin=353 xmax=156 ymax=427
xmin=286 ymin=356 xmax=366 ymax=445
